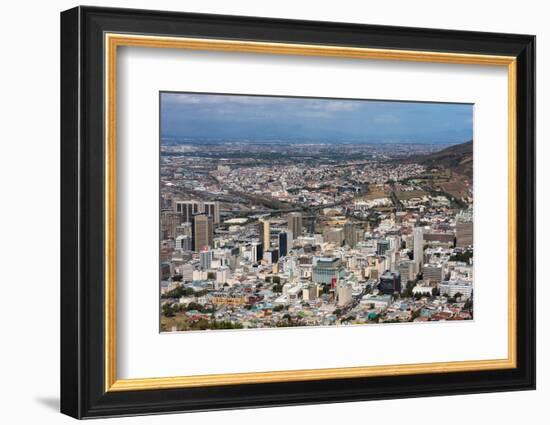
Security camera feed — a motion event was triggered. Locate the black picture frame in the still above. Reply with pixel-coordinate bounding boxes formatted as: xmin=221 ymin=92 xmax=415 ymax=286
xmin=61 ymin=5 xmax=535 ymax=419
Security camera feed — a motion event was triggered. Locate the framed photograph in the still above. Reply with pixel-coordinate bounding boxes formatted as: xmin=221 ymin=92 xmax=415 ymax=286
xmin=60 ymin=6 xmax=535 ymax=419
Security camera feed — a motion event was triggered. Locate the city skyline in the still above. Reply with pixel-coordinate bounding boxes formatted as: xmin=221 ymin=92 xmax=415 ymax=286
xmin=159 ymin=92 xmax=474 ymax=332
xmin=160 ymin=92 xmax=473 ymax=144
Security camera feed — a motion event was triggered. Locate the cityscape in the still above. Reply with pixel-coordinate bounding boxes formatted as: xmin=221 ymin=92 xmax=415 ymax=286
xmin=159 ymin=93 xmax=474 ymax=332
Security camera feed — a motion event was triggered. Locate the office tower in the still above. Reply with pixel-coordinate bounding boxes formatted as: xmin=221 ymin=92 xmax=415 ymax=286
xmin=378 ymin=270 xmax=402 ymax=295
xmin=397 ymin=259 xmax=415 ymax=283
xmin=174 ymin=200 xmax=220 ymax=224
xmin=278 ymin=232 xmax=289 ymax=257
xmin=344 ymin=221 xmax=358 ymax=248
xmin=423 ymin=263 xmax=444 ymax=283
xmin=413 ymin=227 xmax=424 ymax=271
xmin=388 ymin=249 xmax=397 ymax=271
xmin=180 ymin=263 xmax=194 ymax=282
xmin=325 ymin=227 xmax=344 ymax=246
xmin=174 ymin=201 xmax=200 ymax=223
xmin=192 ymin=214 xmax=213 ymax=252
xmin=250 ymin=241 xmax=263 ymax=263
xmin=203 ymin=201 xmax=220 ymax=224
xmin=263 ymin=250 xmax=273 ymax=264
xmin=455 ymin=210 xmax=474 ymax=248
xmin=160 ymin=210 xmax=184 ymax=240
xmin=175 ymin=234 xmax=192 ymax=251
xmin=199 ymin=248 xmax=212 ymax=270
xmin=336 ymin=282 xmax=353 ymax=306
xmin=388 ymin=235 xmax=401 ymax=251
xmin=263 ymin=249 xmax=279 ymax=264
xmin=216 ymin=266 xmax=230 ymax=284
xmin=377 ymin=239 xmax=390 ymax=256
xmin=302 ymin=284 xmax=317 ymax=301
xmin=259 ymin=219 xmax=271 ymax=251
xmin=287 ymin=212 xmax=303 ymax=239
xmin=174 ymin=222 xmax=192 ymax=238
xmin=312 ymin=257 xmax=343 ymax=284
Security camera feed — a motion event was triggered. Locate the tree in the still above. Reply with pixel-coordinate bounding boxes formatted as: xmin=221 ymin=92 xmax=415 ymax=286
xmin=162 ymin=303 xmax=176 ymax=317
xmin=450 ymin=250 xmax=473 ymax=262
xmin=186 ymin=302 xmax=205 ymax=312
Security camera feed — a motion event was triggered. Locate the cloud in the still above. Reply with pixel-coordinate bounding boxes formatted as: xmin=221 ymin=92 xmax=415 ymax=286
xmin=161 ymin=92 xmax=473 ymax=144
xmin=374 ymin=114 xmax=401 ymax=124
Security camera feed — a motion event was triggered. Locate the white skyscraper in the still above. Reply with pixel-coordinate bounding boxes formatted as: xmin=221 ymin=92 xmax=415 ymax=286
xmin=259 ymin=219 xmax=271 ymax=251
xmin=413 ymin=227 xmax=424 ymax=272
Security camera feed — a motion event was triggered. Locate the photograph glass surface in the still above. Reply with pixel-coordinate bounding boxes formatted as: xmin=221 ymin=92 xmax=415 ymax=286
xmin=159 ymin=92 xmax=474 ymax=333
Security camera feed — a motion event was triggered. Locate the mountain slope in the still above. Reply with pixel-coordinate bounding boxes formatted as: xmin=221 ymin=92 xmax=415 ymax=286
xmin=417 ymin=141 xmax=473 ymax=178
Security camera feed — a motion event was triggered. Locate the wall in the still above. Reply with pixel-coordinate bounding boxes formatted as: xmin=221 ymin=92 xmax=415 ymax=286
xmin=0 ymin=0 xmax=544 ymax=423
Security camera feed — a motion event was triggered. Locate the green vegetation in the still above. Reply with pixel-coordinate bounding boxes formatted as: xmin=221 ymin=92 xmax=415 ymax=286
xmin=450 ymin=250 xmax=473 ymax=262
xmin=161 ymin=285 xmax=209 ymax=299
xmin=272 ymin=284 xmax=283 ymax=293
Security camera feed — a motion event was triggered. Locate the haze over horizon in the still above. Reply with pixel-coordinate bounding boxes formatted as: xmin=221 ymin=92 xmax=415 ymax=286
xmin=160 ymin=92 xmax=473 ymax=145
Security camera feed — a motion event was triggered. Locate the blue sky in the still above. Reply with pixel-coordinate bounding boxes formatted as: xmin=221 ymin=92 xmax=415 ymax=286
xmin=160 ymin=92 xmax=473 ymax=144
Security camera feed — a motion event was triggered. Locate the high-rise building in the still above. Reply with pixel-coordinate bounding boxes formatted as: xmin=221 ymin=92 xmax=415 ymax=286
xmin=423 ymin=263 xmax=444 ymax=283
xmin=175 ymin=234 xmax=192 ymax=251
xmin=302 ymin=284 xmax=317 ymax=301
xmin=174 ymin=200 xmax=220 ymax=224
xmin=344 ymin=221 xmax=358 ymax=248
xmin=325 ymin=227 xmax=345 ymax=246
xmin=336 ymin=282 xmax=353 ymax=306
xmin=174 ymin=222 xmax=192 ymax=238
xmin=455 ymin=211 xmax=473 ymax=248
xmin=287 ymin=212 xmax=303 ymax=239
xmin=263 ymin=248 xmax=279 ymax=264
xmin=203 ymin=201 xmax=220 ymax=224
xmin=160 ymin=210 xmax=184 ymax=240
xmin=263 ymin=250 xmax=273 ymax=264
xmin=278 ymin=232 xmax=289 ymax=257
xmin=397 ymin=260 xmax=416 ymax=282
xmin=413 ymin=227 xmax=424 ymax=271
xmin=174 ymin=201 xmax=200 ymax=223
xmin=378 ymin=270 xmax=402 ymax=295
xmin=199 ymin=248 xmax=212 ymax=270
xmin=377 ymin=239 xmax=390 ymax=255
xmin=216 ymin=266 xmax=230 ymax=284
xmin=250 ymin=241 xmax=263 ymax=263
xmin=192 ymin=214 xmax=213 ymax=252
xmin=259 ymin=219 xmax=271 ymax=251
xmin=312 ymin=257 xmax=343 ymax=284
xmin=180 ymin=263 xmax=194 ymax=282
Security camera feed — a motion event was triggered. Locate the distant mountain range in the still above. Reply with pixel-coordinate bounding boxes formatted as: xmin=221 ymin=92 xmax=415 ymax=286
xmin=413 ymin=140 xmax=473 ymax=177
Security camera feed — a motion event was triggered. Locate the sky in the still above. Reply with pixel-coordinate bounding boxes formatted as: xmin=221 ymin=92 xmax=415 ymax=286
xmin=160 ymin=92 xmax=473 ymax=144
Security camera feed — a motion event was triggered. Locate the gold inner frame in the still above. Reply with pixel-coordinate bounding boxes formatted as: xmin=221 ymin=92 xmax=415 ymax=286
xmin=104 ymin=33 xmax=517 ymax=392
